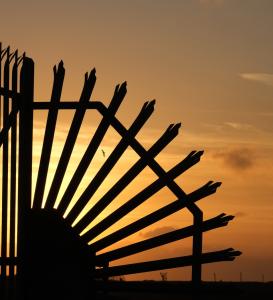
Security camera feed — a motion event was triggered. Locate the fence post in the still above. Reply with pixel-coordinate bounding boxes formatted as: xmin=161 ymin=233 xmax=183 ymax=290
xmin=17 ymin=57 xmax=34 ymax=298
xmin=192 ymin=211 xmax=203 ymax=290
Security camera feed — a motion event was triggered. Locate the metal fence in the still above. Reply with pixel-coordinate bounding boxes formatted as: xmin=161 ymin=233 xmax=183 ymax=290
xmin=0 ymin=44 xmax=241 ymax=299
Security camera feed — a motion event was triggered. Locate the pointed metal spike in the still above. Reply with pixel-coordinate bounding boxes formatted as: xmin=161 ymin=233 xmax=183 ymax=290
xmin=147 ymin=100 xmax=156 ymax=110
xmin=228 ymin=215 xmax=235 ymax=221
xmin=114 ymin=84 xmax=120 ymax=93
xmin=88 ymin=68 xmax=96 ymax=80
xmin=194 ymin=151 xmax=204 ymax=159
xmin=167 ymin=124 xmax=174 ymax=131
xmin=211 ymin=182 xmax=222 ymax=190
xmin=143 ymin=101 xmax=149 ymax=108
xmin=142 ymin=100 xmax=155 ymax=113
xmin=171 ymin=123 xmax=182 ymax=134
xmin=1 ymin=47 xmax=7 ymax=56
xmin=189 ymin=150 xmax=197 ymax=156
xmin=17 ymin=54 xmax=25 ymax=65
xmin=206 ymin=180 xmax=214 ymax=186
xmin=9 ymin=51 xmax=16 ymax=61
xmin=119 ymin=81 xmax=127 ymax=93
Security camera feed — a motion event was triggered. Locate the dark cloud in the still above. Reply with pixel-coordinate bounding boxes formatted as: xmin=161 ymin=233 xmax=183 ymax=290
xmin=140 ymin=226 xmax=177 ymax=239
xmin=213 ymin=148 xmax=255 ymax=171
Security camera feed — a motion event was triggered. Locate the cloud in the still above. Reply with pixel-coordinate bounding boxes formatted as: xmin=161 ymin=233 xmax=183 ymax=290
xmin=140 ymin=226 xmax=177 ymax=239
xmin=224 ymin=122 xmax=254 ymax=131
xmin=213 ymin=148 xmax=255 ymax=171
xmin=240 ymin=73 xmax=273 ymax=87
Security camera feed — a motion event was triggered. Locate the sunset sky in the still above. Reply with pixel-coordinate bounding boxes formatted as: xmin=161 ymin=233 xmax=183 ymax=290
xmin=1 ymin=0 xmax=273 ymax=282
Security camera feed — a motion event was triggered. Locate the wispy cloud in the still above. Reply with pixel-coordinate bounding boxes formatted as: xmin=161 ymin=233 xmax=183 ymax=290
xmin=224 ymin=122 xmax=254 ymax=130
xmin=240 ymin=73 xmax=273 ymax=87
xmin=213 ymin=148 xmax=255 ymax=171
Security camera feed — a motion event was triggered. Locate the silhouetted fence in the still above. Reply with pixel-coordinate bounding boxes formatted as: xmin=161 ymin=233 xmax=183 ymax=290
xmin=0 ymin=43 xmax=241 ymax=299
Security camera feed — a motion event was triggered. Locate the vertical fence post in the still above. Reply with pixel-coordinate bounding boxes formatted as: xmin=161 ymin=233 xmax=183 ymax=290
xmin=192 ymin=211 xmax=203 ymax=291
xmin=0 ymin=41 xmax=3 ymax=298
xmin=17 ymin=57 xmax=34 ymax=298
xmin=1 ymin=47 xmax=10 ymax=280
xmin=10 ymin=51 xmax=19 ymax=280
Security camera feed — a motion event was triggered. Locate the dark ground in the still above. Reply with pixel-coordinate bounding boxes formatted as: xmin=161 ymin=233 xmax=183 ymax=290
xmin=96 ymin=280 xmax=273 ymax=300
xmin=1 ymin=279 xmax=273 ymax=299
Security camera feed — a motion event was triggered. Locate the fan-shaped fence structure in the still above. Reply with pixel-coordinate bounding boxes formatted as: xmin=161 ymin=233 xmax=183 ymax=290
xmin=0 ymin=44 xmax=241 ymax=299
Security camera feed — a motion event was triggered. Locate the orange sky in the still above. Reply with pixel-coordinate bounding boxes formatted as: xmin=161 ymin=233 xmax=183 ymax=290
xmin=1 ymin=0 xmax=273 ymax=282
